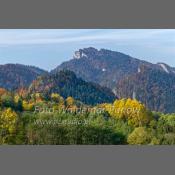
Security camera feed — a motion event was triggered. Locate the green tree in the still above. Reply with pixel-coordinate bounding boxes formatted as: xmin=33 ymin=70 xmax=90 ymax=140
xmin=1 ymin=94 xmax=14 ymax=108
xmin=127 ymin=127 xmax=152 ymax=145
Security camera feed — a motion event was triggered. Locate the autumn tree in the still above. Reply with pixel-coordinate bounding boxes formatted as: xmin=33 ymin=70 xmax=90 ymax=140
xmin=104 ymin=98 xmax=152 ymax=127
xmin=51 ymin=93 xmax=65 ymax=109
xmin=66 ymin=96 xmax=75 ymax=107
xmin=0 ymin=108 xmax=18 ymax=144
xmin=127 ymin=127 xmax=152 ymax=145
xmin=14 ymin=95 xmax=23 ymax=111
xmin=22 ymin=100 xmax=34 ymax=111
xmin=0 ymin=88 xmax=7 ymax=96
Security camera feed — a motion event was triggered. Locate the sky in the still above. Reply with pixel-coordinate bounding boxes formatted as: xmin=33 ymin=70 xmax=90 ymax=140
xmin=0 ymin=29 xmax=174 ymax=71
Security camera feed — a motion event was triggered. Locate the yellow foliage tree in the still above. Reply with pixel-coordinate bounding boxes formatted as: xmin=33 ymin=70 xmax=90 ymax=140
xmin=51 ymin=93 xmax=60 ymax=101
xmin=51 ymin=93 xmax=65 ymax=109
xmin=22 ymin=100 xmax=34 ymax=111
xmin=14 ymin=95 xmax=20 ymax=103
xmin=65 ymin=96 xmax=77 ymax=112
xmin=35 ymin=93 xmax=43 ymax=102
xmin=104 ymin=98 xmax=152 ymax=127
xmin=66 ymin=97 xmax=75 ymax=106
xmin=58 ymin=96 xmax=65 ymax=109
xmin=0 ymin=108 xmax=18 ymax=134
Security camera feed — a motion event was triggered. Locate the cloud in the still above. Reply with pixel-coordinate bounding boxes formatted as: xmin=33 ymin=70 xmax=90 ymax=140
xmin=0 ymin=29 xmax=174 ymax=70
xmin=0 ymin=29 xmax=174 ymax=63
xmin=0 ymin=29 xmax=174 ymax=46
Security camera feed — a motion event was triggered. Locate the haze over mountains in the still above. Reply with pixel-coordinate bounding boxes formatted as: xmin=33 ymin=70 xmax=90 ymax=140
xmin=0 ymin=47 xmax=175 ymax=113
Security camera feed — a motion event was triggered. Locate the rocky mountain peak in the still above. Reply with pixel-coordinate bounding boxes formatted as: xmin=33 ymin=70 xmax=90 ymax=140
xmin=73 ymin=47 xmax=98 ymax=59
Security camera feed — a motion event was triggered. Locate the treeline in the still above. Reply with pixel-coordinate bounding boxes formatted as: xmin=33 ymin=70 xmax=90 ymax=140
xmin=0 ymin=87 xmax=175 ymax=145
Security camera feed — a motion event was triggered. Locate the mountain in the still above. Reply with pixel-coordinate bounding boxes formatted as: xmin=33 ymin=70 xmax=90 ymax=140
xmin=52 ymin=47 xmax=153 ymax=91
xmin=116 ymin=64 xmax=175 ymax=113
xmin=1 ymin=48 xmax=175 ymax=113
xmin=29 ymin=70 xmax=116 ymax=105
xmin=52 ymin=47 xmax=175 ymax=113
xmin=0 ymin=64 xmax=47 ymax=90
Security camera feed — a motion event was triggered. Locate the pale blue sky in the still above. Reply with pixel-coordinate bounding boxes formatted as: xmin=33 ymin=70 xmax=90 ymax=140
xmin=0 ymin=29 xmax=174 ymax=70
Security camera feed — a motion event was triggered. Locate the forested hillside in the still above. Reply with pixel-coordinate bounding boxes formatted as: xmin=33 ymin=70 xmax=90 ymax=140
xmin=0 ymin=64 xmax=47 ymax=90
xmin=116 ymin=64 xmax=175 ymax=113
xmin=0 ymin=87 xmax=174 ymax=145
xmin=29 ymin=70 xmax=116 ymax=105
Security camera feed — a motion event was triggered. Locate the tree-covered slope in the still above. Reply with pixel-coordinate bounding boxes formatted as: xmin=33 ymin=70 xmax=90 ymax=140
xmin=29 ymin=70 xmax=116 ymax=105
xmin=0 ymin=64 xmax=47 ymax=90
xmin=116 ymin=65 xmax=175 ymax=113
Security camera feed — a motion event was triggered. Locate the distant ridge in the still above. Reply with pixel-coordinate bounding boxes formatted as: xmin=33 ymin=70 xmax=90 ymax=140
xmin=0 ymin=63 xmax=47 ymax=90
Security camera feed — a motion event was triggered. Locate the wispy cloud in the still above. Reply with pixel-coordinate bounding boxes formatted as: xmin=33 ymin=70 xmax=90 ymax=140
xmin=0 ymin=29 xmax=174 ymax=46
xmin=0 ymin=29 xmax=174 ymax=70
